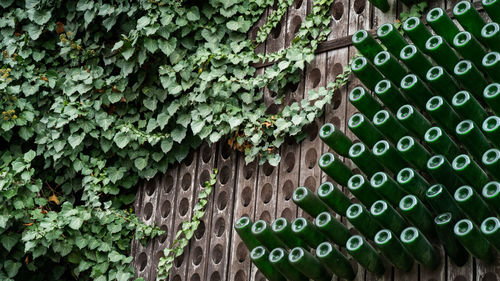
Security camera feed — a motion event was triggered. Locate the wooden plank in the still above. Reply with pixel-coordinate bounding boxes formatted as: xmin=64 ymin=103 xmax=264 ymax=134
xmin=249 ymin=8 xmax=269 ymax=55
xmin=476 ymin=257 xmax=500 ymax=281
xmin=420 ymin=244 xmax=446 ymax=281
xmin=448 ymin=255 xmax=474 ymax=281
xmin=265 ymin=4 xmax=287 ymax=53
xmin=371 ymin=0 xmax=397 ymax=29
xmin=286 ymin=0 xmax=309 ymax=47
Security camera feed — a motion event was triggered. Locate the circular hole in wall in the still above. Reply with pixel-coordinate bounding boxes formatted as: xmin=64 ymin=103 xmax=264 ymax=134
xmin=161 ymin=200 xmax=171 ymax=218
xmin=281 ymin=208 xmax=293 ymax=221
xmin=212 ymin=244 xmax=224 ymax=264
xmin=146 ymin=179 xmax=156 ymax=196
xmin=218 ymin=191 xmax=228 ymax=210
xmin=181 ymin=173 xmax=192 ymax=191
xmin=304 ymin=176 xmax=316 ymax=191
xmin=192 ymin=247 xmax=203 ymax=266
xmin=220 ymin=142 xmax=232 ymax=159
xmin=284 ymin=152 xmax=295 ymax=172
xmin=305 ymin=122 xmax=319 ymax=141
xmin=210 ymin=272 xmax=221 ymax=281
xmin=199 ymin=169 xmax=210 ymax=187
xmin=305 ymin=148 xmax=318 ymax=169
xmin=214 ymin=217 xmax=226 ymax=237
xmin=235 ymin=270 xmax=246 ymax=281
xmin=202 ymin=144 xmax=212 ymax=163
xmin=260 ymin=211 xmax=271 ymax=221
xmin=179 ymin=198 xmax=189 ymax=216
xmin=332 ymin=2 xmax=344 ymax=20
xmin=191 ymin=274 xmax=201 ymax=281
xmin=236 ymin=242 xmax=248 ymax=262
xmin=283 ymin=180 xmax=294 ymax=200
xmin=138 ymin=252 xmax=148 ymax=271
xmin=310 ymin=68 xmax=322 ymax=88
xmin=164 ymin=175 xmax=174 ymax=193
xmin=143 ymin=202 xmax=153 ymax=220
xmin=241 ymin=186 xmax=252 ymax=207
xmin=243 ymin=163 xmax=255 ymax=179
xmin=354 ymin=0 xmax=366 ymax=14
xmin=263 ymin=162 xmax=274 ymax=176
xmin=261 ymin=183 xmax=273 ymax=203
xmin=219 ymin=165 xmax=231 ymax=185
xmin=195 ymin=220 xmax=205 ymax=239
xmin=159 ymin=225 xmax=168 ymax=243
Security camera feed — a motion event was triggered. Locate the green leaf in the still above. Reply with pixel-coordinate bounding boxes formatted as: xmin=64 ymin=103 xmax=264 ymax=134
xmin=114 ymin=132 xmax=131 ymax=149
xmin=69 ymin=217 xmax=83 ymax=230
xmin=68 ymin=133 xmax=85 ymax=149
xmin=23 ymin=150 xmax=36 ymax=162
xmin=159 ymin=38 xmax=177 ymax=56
xmin=4 ymin=260 xmax=21 ymax=278
xmin=171 ymin=127 xmax=187 ymax=143
xmin=108 ymin=251 xmax=123 ymax=262
xmin=134 ymin=157 xmax=147 ymax=171
xmin=1 ymin=233 xmax=19 ymax=252
xmin=144 ymin=38 xmax=158 ymax=53
xmin=161 ymin=138 xmax=173 ymax=153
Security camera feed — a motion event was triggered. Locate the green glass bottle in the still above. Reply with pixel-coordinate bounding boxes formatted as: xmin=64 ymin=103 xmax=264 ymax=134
xmin=351 ymin=56 xmax=384 ymax=90
xmin=346 ymin=203 xmax=382 ymax=239
xmin=346 ymin=235 xmax=386 ymax=276
xmin=427 ymin=155 xmax=464 ymax=194
xmin=426 ymin=184 xmax=464 ymax=219
xmin=289 ymin=247 xmax=332 ymax=281
xmin=425 ymin=66 xmax=460 ymax=102
xmin=482 ymin=116 xmax=500 ymax=147
xmin=374 ymin=51 xmax=408 ymax=85
xmin=318 ymin=152 xmax=352 ymax=187
xmin=452 ymin=154 xmax=490 ymax=192
xmin=454 ymin=185 xmax=492 ymax=225
xmin=482 ymin=182 xmax=500 ymax=215
xmin=269 ymin=248 xmax=309 ymax=281
xmin=372 ymin=140 xmax=409 ymax=174
xmin=348 ymin=113 xmax=384 ymax=148
xmin=317 ymin=181 xmax=351 ymax=216
xmin=374 ymin=229 xmax=414 ymax=271
xmin=272 ymin=218 xmax=308 ymax=249
xmin=453 ymin=0 xmax=487 ymax=39
xmin=235 ymin=216 xmax=261 ymax=251
xmin=482 ymin=148 xmax=500 ymax=181
xmin=424 ymin=127 xmax=461 ymax=160
xmin=401 ymin=74 xmax=434 ymax=110
xmin=368 ymin=0 xmax=390 ymax=12
xmin=454 ymin=60 xmax=489 ymax=99
xmin=426 ymin=96 xmax=461 ymax=134
xmin=483 ymin=0 xmax=500 ymax=22
xmin=348 ymin=142 xmax=384 ymax=178
xmin=400 ymin=227 xmax=440 ymax=269
xmin=349 ymin=86 xmax=383 ymax=119
xmin=316 ymin=242 xmax=356 ymax=280
xmin=425 ymin=35 xmax=460 ymax=73
xmin=397 ymin=168 xmax=429 ymax=202
xmin=251 ymin=220 xmax=287 ymax=249
xmin=292 ymin=186 xmax=330 ymax=218
xmin=375 ymin=80 xmax=408 ymax=114
xmin=484 ymin=83 xmax=500 ymax=115
xmin=480 ymin=217 xmax=500 ymax=251
xmin=453 ymin=31 xmax=487 ymax=69
xmin=396 ymin=105 xmax=431 ymax=138
xmin=315 ymin=212 xmax=351 ymax=247
xmin=399 ymin=195 xmax=436 ymax=238
xmin=397 ymin=136 xmax=432 ymax=171
xmin=319 ymin=123 xmax=353 ymax=157
xmin=454 ymin=219 xmax=496 ymax=262
xmin=426 ymin=7 xmax=460 ymax=45
xmin=347 ymin=174 xmax=381 ymax=207
xmin=481 ymin=23 xmax=500 ymax=52
xmin=291 ymin=217 xmax=327 ymax=249
xmin=483 ymin=52 xmax=500 ymax=83
xmin=251 ymin=246 xmax=287 ymax=281
xmin=352 ymin=30 xmax=385 ymax=61
xmin=371 ymin=200 xmax=408 ymax=235
xmin=452 ymin=91 xmax=488 ymax=126
xmin=434 ymin=213 xmax=469 ymax=266
xmin=377 ymin=23 xmax=408 ymax=58
xmin=403 ymin=17 xmax=433 ymax=51
xmin=400 ymin=44 xmax=434 ymax=79
xmin=372 ymin=109 xmax=409 ymax=144
xmin=456 ymin=120 xmax=492 ymax=161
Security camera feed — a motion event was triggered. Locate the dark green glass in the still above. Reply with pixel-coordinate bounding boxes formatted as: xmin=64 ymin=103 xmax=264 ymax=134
xmin=403 ymin=17 xmax=433 ymax=51
xmin=456 ymin=120 xmax=492 ymax=161
xmin=374 ymin=229 xmax=414 ymax=271
xmin=452 ymin=91 xmax=488 ymax=125
xmin=371 ymin=200 xmax=408 ymax=235
xmin=374 ymin=51 xmax=408 ymax=85
xmin=424 ymin=127 xmax=461 ymax=160
xmin=293 ymin=186 xmax=330 ymax=218
xmin=235 ymin=216 xmax=261 ymax=251
xmin=318 ymin=152 xmax=352 ymax=187
xmin=352 ymin=30 xmax=384 ymax=61
xmin=351 ymin=56 xmax=385 ymax=90
xmin=347 ymin=174 xmax=381 ymax=207
xmin=482 ymin=116 xmax=500 ymax=148
xmin=372 ymin=140 xmax=409 ymax=174
xmin=317 ymin=181 xmax=351 ymax=216
xmin=434 ymin=213 xmax=469 ymax=266
xmin=426 ymin=96 xmax=461 ymax=135
xmin=349 ymin=86 xmax=383 ymax=119
xmin=288 ymin=247 xmax=332 ymax=281
xmin=397 ymin=137 xmax=432 ymax=171
xmin=426 ymin=184 xmax=464 ymax=219
xmin=315 ymin=212 xmax=350 ymax=247
xmin=368 ymin=0 xmax=390 ymax=12
xmin=453 ymin=1 xmax=487 ymax=39
xmin=319 ymin=123 xmax=352 ymax=157
xmin=426 ymin=7 xmax=460 ymax=45
xmin=401 ymin=74 xmax=434 ymax=110
xmin=292 ymin=218 xmax=327 ymax=249
xmin=397 ymin=167 xmax=430 ymax=202
xmin=482 ymin=148 xmax=500 ymax=181
xmin=452 ymin=154 xmax=490 ymax=192
xmin=375 ymin=80 xmax=408 ymax=113
xmin=454 ymin=219 xmax=496 ymax=262
xmin=483 ymin=52 xmax=500 ymax=83
xmin=425 ymin=35 xmax=460 ymax=73
xmin=482 ymin=182 xmax=500 ymax=215
xmin=346 ymin=235 xmax=385 ymax=276
xmin=454 ymin=60 xmax=488 ymax=99
xmin=426 ymin=66 xmax=459 ymax=102
xmin=346 ymin=203 xmax=382 ymax=239
xmin=316 ymin=242 xmax=356 ymax=280
xmin=348 ymin=142 xmax=384 ymax=178
xmin=269 ymin=248 xmax=309 ymax=281
xmin=377 ymin=23 xmax=408 ymax=58
xmin=372 ymin=109 xmax=409 ymax=144
xmin=400 ymin=227 xmax=439 ymax=269
xmin=348 ymin=113 xmax=384 ymax=147
xmin=251 ymin=246 xmax=287 ymax=281
xmin=481 ymin=23 xmax=500 ymax=52
xmin=453 ymin=31 xmax=487 ymax=69
xmin=481 ymin=217 xmax=500 ymax=251
xmin=272 ymin=218 xmax=308 ymax=249
xmin=396 ymin=105 xmax=431 ymax=138
xmin=427 ymin=155 xmax=464 ymax=194
xmin=251 ymin=220 xmax=287 ymax=249
xmin=484 ymin=83 xmax=500 ymax=115
xmin=454 ymin=185 xmax=492 ymax=225
xmin=400 ymin=45 xmax=434 ymax=79
xmin=483 ymin=0 xmax=500 ymax=22
xmin=399 ymin=195 xmax=435 ymax=238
